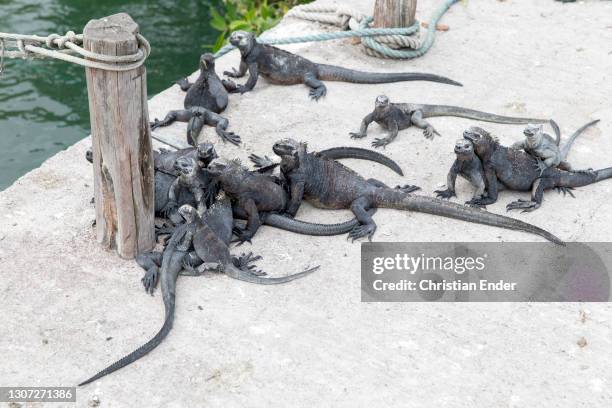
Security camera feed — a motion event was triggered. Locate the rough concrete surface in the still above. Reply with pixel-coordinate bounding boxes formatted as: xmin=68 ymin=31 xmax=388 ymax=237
xmin=1 ymin=0 xmax=612 ymax=407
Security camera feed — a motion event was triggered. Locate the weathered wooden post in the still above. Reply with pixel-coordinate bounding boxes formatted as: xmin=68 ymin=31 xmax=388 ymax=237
xmin=373 ymin=0 xmax=417 ymax=28
xmin=83 ymin=13 xmax=155 ymax=259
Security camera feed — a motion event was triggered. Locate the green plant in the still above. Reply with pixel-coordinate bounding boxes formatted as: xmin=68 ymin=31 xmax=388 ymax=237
xmin=208 ymin=0 xmax=313 ymax=52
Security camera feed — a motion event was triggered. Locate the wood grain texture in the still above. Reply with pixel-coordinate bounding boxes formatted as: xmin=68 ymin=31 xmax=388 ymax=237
xmin=373 ymin=0 xmax=417 ymax=28
xmin=84 ymin=13 xmax=154 ymax=259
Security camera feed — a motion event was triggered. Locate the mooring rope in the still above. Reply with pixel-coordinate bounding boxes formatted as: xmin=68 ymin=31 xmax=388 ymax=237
xmin=215 ymin=0 xmax=458 ymax=60
xmin=0 ymin=30 xmax=150 ymax=72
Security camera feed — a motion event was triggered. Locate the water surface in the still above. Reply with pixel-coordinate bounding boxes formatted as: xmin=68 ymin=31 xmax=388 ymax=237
xmin=0 ymin=0 xmax=219 ymax=190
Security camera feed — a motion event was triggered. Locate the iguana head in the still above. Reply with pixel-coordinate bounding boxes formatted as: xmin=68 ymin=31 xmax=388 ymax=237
xmin=374 ymin=95 xmax=391 ymax=112
xmin=199 ymin=53 xmax=216 ymax=73
xmin=207 ymin=158 xmax=246 ymax=179
xmin=454 ymin=138 xmax=475 ymax=161
xmin=197 ymin=142 xmax=218 ymax=166
xmin=273 ymin=138 xmax=300 ymax=157
xmin=229 ymin=31 xmax=256 ymax=53
xmin=178 ymin=204 xmax=198 ymax=223
xmin=174 ymin=156 xmax=197 ymax=177
xmin=523 ymin=124 xmax=543 ymax=145
xmin=463 ymin=126 xmax=496 ymax=156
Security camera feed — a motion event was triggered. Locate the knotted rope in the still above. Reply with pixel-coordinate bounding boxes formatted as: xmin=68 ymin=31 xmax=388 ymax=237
xmin=0 ymin=30 xmax=150 ymax=72
xmin=215 ymin=0 xmax=458 ymax=60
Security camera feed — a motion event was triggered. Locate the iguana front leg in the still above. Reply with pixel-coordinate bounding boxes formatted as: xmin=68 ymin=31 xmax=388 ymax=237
xmin=411 ymin=110 xmax=440 ymax=139
xmin=372 ymin=121 xmax=399 ymax=149
xmin=233 ymin=198 xmax=261 ymax=244
xmin=435 ymin=161 xmax=460 ymax=199
xmin=467 ymin=164 xmax=499 ymax=207
xmin=286 ymin=181 xmax=305 ymax=217
xmin=223 ymin=60 xmax=248 ymax=78
xmin=350 ymin=112 xmax=374 ymax=139
xmin=164 ymin=178 xmax=181 ymax=217
xmin=229 ymin=63 xmax=259 ymax=94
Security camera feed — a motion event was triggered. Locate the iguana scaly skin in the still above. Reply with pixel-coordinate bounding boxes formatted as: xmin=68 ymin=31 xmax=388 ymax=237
xmin=463 ymin=123 xmax=611 ymax=211
xmin=350 ymin=95 xmax=550 ymax=148
xmin=434 ymin=139 xmax=489 ymax=203
xmin=272 ymin=138 xmax=563 ymax=244
xmin=207 ymin=159 xmax=289 ymax=243
xmin=154 ymin=143 xmax=385 ymax=237
xmin=250 ymin=146 xmax=404 ymax=176
xmin=151 ymin=54 xmax=240 ymax=146
xmin=511 ymin=120 xmax=597 ymax=174
xmin=79 ymin=207 xmax=197 ymax=386
xmin=224 ymin=31 xmax=461 ymax=100
xmin=79 ymin=201 xmax=316 ymax=386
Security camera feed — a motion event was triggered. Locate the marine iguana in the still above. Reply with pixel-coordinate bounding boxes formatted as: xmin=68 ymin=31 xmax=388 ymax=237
xmin=434 ymin=138 xmax=488 ymax=203
xmin=249 ymin=146 xmax=404 ymax=176
xmin=349 ymin=95 xmax=550 ymax=148
xmin=511 ymin=120 xmax=586 ymax=173
xmin=151 ymin=54 xmax=240 ymax=146
xmin=153 ymin=144 xmax=387 ymax=237
xmin=207 ymin=159 xmax=290 ymax=242
xmin=79 ymin=201 xmax=317 ymax=386
xmin=271 ymin=138 xmax=563 ymax=243
xmin=463 ymin=123 xmax=610 ymax=211
xmin=223 ymin=31 xmax=462 ymax=100
xmin=434 ymin=121 xmax=587 ymax=203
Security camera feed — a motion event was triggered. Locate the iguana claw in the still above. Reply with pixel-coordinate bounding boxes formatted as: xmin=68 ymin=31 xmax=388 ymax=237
xmin=395 ymin=184 xmax=421 ymax=194
xmin=372 ymin=137 xmax=392 ymax=149
xmin=348 ymin=224 xmax=376 ymax=242
xmin=506 ymin=199 xmax=541 ymax=212
xmin=141 ymin=268 xmax=159 ymax=295
xmin=220 ymin=131 xmax=241 ymax=146
xmin=423 ymin=126 xmax=439 ymax=139
xmin=434 ymin=188 xmax=456 ymax=199
xmin=349 ymin=132 xmax=367 ymax=139
xmin=554 ymin=186 xmax=575 ymax=198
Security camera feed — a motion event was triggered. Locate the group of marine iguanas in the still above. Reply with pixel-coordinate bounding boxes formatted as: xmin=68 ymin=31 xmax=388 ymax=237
xmin=79 ymin=30 xmax=608 ymax=386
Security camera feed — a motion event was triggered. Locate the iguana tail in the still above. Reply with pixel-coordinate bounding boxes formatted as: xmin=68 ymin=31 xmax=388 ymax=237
xmin=224 ymin=264 xmax=319 ymax=284
xmin=374 ymin=191 xmax=564 ymax=245
xmin=419 ymin=104 xmax=548 ymax=124
xmin=560 ymin=119 xmax=600 ymax=160
xmin=78 ymin=292 xmax=176 ymax=386
xmin=262 ymin=210 xmax=376 ymax=236
xmin=319 ymin=147 xmax=403 ymax=176
xmin=316 ymin=65 xmax=462 ymax=86
xmin=79 ymin=224 xmax=190 ymax=386
xmin=556 ymin=167 xmax=612 ymax=188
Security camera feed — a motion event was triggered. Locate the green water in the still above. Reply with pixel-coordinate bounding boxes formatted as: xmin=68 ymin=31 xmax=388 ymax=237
xmin=0 ymin=0 xmax=221 ymax=190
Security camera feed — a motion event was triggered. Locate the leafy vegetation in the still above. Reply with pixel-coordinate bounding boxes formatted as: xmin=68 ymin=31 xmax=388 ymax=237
xmin=208 ymin=0 xmax=313 ymax=52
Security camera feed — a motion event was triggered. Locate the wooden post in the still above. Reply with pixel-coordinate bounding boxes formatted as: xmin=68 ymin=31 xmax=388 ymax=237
xmin=373 ymin=0 xmax=417 ymax=28
xmin=83 ymin=13 xmax=155 ymax=259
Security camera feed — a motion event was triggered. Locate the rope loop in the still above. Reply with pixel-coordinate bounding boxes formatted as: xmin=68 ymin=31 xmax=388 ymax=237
xmin=0 ymin=30 xmax=150 ymax=71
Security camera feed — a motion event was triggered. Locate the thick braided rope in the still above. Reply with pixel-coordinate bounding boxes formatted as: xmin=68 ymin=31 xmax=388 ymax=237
xmin=0 ymin=31 xmax=150 ymax=71
xmin=215 ymin=0 xmax=457 ymax=60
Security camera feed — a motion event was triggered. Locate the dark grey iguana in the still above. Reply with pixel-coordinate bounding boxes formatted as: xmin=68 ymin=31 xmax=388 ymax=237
xmin=79 ymin=200 xmax=317 ymax=386
xmin=155 ymin=144 xmax=389 ymax=238
xmin=151 ymin=54 xmax=240 ymax=146
xmin=463 ymin=122 xmax=611 ymax=212
xmin=223 ymin=31 xmax=461 ymax=100
xmin=434 ymin=121 xmax=590 ymax=203
xmin=249 ymin=146 xmax=404 ymax=176
xmin=434 ymin=138 xmax=488 ymax=203
xmin=271 ymin=138 xmax=563 ymax=244
xmin=350 ymin=95 xmax=551 ymax=148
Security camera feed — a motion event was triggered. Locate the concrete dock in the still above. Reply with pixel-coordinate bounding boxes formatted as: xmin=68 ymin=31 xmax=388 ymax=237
xmin=1 ymin=0 xmax=611 ymax=406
